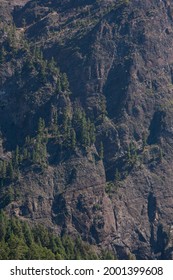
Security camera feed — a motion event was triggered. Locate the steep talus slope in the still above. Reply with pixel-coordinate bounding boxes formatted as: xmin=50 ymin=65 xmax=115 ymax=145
xmin=1 ymin=0 xmax=173 ymax=259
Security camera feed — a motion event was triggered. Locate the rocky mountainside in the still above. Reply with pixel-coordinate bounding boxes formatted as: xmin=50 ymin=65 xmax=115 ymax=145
xmin=1 ymin=0 xmax=173 ymax=259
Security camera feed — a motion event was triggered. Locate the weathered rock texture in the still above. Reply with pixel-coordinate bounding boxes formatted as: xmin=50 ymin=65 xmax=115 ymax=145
xmin=1 ymin=0 xmax=173 ymax=259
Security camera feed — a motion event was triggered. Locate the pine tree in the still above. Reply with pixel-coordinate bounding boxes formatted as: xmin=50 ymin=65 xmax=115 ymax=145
xmin=44 ymin=128 xmax=48 ymax=144
xmin=41 ymin=144 xmax=47 ymax=165
xmin=0 ymin=211 xmax=6 ymax=241
xmin=22 ymin=222 xmax=33 ymax=247
xmin=56 ymin=79 xmax=62 ymax=94
xmin=2 ymin=161 xmax=7 ymax=179
xmin=32 ymin=149 xmax=37 ymax=163
xmin=7 ymin=234 xmax=28 ymax=260
xmin=127 ymin=145 xmax=131 ymax=161
xmin=80 ymin=112 xmax=89 ymax=147
xmin=159 ymin=147 xmax=163 ymax=162
xmin=8 ymin=161 xmax=14 ymax=180
xmin=25 ymin=136 xmax=31 ymax=145
xmin=48 ymin=57 xmax=56 ymax=72
xmin=54 ymin=126 xmax=60 ymax=142
xmin=142 ymin=133 xmax=147 ymax=149
xmin=0 ymin=240 xmax=9 ymax=259
xmin=115 ymin=168 xmax=120 ymax=181
xmin=89 ymin=122 xmax=96 ymax=144
xmin=61 ymin=73 xmax=69 ymax=92
xmin=14 ymin=145 xmax=19 ymax=166
xmin=23 ymin=148 xmax=28 ymax=160
xmin=38 ymin=118 xmax=45 ymax=135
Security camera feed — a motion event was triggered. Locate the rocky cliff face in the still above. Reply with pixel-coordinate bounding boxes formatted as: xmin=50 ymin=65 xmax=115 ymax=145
xmin=1 ymin=0 xmax=173 ymax=259
xmin=6 ymin=146 xmax=116 ymax=247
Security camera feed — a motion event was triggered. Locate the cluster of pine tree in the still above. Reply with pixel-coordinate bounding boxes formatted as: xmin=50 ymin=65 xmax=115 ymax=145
xmin=39 ymin=104 xmax=96 ymax=158
xmin=0 ymin=24 xmax=18 ymax=60
xmin=0 ymin=23 xmax=68 ymax=94
xmin=0 ymin=211 xmax=115 ymax=260
xmin=73 ymin=107 xmax=96 ymax=146
xmin=0 ymin=118 xmax=47 ymax=186
xmin=26 ymin=106 xmax=96 ymax=160
xmin=0 ymin=23 xmax=99 ymax=187
xmin=22 ymin=46 xmax=61 ymax=85
xmin=23 ymin=118 xmax=48 ymax=167
xmin=0 ymin=145 xmax=21 ymax=187
xmin=0 ymin=108 xmax=97 ymax=186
